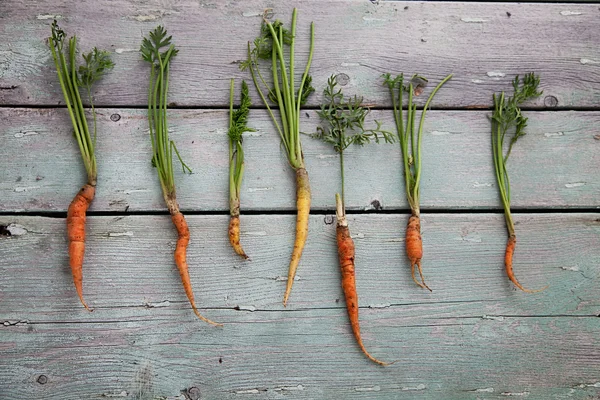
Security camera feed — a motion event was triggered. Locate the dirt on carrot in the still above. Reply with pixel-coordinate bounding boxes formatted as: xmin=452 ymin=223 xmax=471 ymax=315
xmin=405 ymin=213 xmax=430 ymax=291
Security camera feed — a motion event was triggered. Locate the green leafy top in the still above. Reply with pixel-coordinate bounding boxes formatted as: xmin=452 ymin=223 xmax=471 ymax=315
xmin=313 ymin=74 xmax=394 ymax=153
xmin=78 ymin=48 xmax=115 ymax=88
xmin=141 ymin=25 xmax=178 ymax=66
xmin=228 ymin=81 xmax=255 ymax=143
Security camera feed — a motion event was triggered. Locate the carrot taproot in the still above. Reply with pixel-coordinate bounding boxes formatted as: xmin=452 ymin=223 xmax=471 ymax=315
xmin=336 ymin=195 xmax=393 ymax=366
xmin=67 ymin=183 xmax=95 ymax=311
xmin=491 ymin=73 xmax=547 ymax=293
xmin=243 ymin=9 xmax=316 ymax=306
xmin=283 ymin=167 xmax=311 ymax=306
xmin=228 ymin=214 xmax=248 ymax=260
xmin=49 ymin=21 xmax=114 ymax=310
xmin=405 ymin=213 xmax=431 ymax=291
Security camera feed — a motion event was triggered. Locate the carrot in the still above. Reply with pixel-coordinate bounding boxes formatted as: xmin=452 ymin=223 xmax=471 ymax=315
xmin=49 ymin=21 xmax=114 ymax=310
xmin=312 ymin=76 xmax=395 ymax=365
xmin=243 ymin=9 xmax=316 ymax=306
xmin=405 ymin=213 xmax=430 ymax=291
xmin=336 ymin=195 xmax=393 ymax=366
xmin=67 ymin=184 xmax=95 ymax=311
xmin=384 ymin=73 xmax=452 ymax=290
xmin=283 ymin=168 xmax=311 ymax=306
xmin=491 ymin=73 xmax=547 ymax=293
xmin=142 ymin=26 xmax=221 ymax=325
xmin=228 ymin=79 xmax=254 ymax=260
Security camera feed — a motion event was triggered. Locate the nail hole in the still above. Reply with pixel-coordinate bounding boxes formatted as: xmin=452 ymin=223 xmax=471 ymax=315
xmin=37 ymin=375 xmax=48 ymax=385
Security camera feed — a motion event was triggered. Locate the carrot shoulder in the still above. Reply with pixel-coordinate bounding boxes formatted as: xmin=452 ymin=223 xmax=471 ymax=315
xmin=283 ymin=167 xmax=311 ymax=306
xmin=405 ymin=214 xmax=431 ymax=292
xmin=67 ymin=183 xmax=95 ymax=311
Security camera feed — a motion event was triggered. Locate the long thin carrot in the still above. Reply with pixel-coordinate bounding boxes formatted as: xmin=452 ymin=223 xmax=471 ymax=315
xmin=49 ymin=21 xmax=113 ymax=310
xmin=491 ymin=73 xmax=547 ymax=293
xmin=242 ymin=9 xmax=315 ymax=306
xmin=384 ymin=73 xmax=452 ymax=290
xmin=142 ymin=26 xmax=221 ymax=325
xmin=336 ymin=195 xmax=392 ymax=366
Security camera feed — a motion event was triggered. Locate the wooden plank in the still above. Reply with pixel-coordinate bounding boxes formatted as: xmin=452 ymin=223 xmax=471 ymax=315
xmin=1 ymin=108 xmax=598 ymax=213
xmin=1 ymin=1 xmax=599 ymax=108
xmin=1 ymin=214 xmax=598 ymax=314
xmin=1 ymin=308 xmax=600 ymax=400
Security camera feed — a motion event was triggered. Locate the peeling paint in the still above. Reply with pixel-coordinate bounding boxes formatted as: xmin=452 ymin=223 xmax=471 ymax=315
xmin=565 ymin=182 xmax=585 ymax=188
xmin=340 ymin=62 xmax=360 ymax=67
xmin=273 ymin=385 xmax=304 ymax=391
xmin=482 ymin=315 xmax=505 ymax=321
xmin=355 ymin=386 xmax=381 ymax=392
xmin=14 ymin=186 xmax=40 ymax=193
xmin=368 ymin=303 xmax=391 ymax=309
xmin=501 ymin=391 xmax=529 ymax=396
xmin=115 ymin=48 xmax=136 ymax=54
xmin=351 ymin=232 xmax=365 ymax=239
xmin=472 ymin=388 xmax=495 ymax=393
xmin=108 ymin=231 xmax=134 ymax=237
xmin=402 ymin=384 xmax=426 ymax=391
xmin=472 ymin=182 xmax=493 ymax=188
xmin=316 ymin=154 xmax=337 ymax=159
xmin=14 ymin=131 xmax=39 ymax=138
xmin=3 ymin=319 xmax=28 ymax=326
xmin=385 ymin=238 xmax=405 ymax=242
xmin=487 ymin=71 xmax=506 ymax=78
xmin=237 ymin=305 xmax=256 ymax=312
xmin=430 ymin=130 xmax=451 ymax=136
xmin=461 ymin=18 xmax=488 ymax=23
xmin=235 ymin=389 xmax=260 ymax=394
xmin=37 ymin=14 xmax=62 ymax=20
xmin=145 ymin=300 xmax=170 ymax=308
xmin=561 ymin=266 xmax=580 ymax=272
xmin=4 ymin=224 xmax=28 ymax=236
xmin=123 ymin=189 xmax=148 ymax=194
xmin=130 ymin=15 xmax=160 ymax=22
xmin=471 ymin=79 xmax=484 ymax=84
xmin=362 ymin=16 xmax=387 ymax=22
xmin=544 ymin=131 xmax=564 ymax=137
xmin=243 ymin=231 xmax=267 ymax=236
xmin=580 ymin=58 xmax=599 ymax=65
xmin=101 ymin=391 xmax=128 ymax=398
xmin=560 ymin=11 xmax=582 ymax=16
xmin=242 ymin=11 xmax=262 ymax=17
xmin=247 ymin=187 xmax=273 ymax=192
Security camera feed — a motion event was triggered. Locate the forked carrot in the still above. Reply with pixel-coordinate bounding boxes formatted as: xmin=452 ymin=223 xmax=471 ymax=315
xmin=384 ymin=73 xmax=452 ymax=291
xmin=49 ymin=21 xmax=114 ymax=310
xmin=491 ymin=73 xmax=547 ymax=293
xmin=242 ymin=9 xmax=316 ymax=306
xmin=142 ymin=26 xmax=221 ymax=325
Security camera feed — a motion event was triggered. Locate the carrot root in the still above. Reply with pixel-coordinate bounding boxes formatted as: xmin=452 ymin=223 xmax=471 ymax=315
xmin=229 ymin=215 xmax=249 ymax=260
xmin=283 ymin=167 xmax=311 ymax=306
xmin=505 ymin=235 xmax=547 ymax=293
xmin=171 ymin=210 xmax=223 ymax=326
xmin=67 ymin=183 xmax=95 ymax=311
xmin=336 ymin=194 xmax=394 ymax=366
xmin=405 ymin=214 xmax=431 ymax=292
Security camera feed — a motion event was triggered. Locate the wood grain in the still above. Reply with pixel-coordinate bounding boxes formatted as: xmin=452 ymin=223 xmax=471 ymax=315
xmin=0 ymin=1 xmax=599 ymax=108
xmin=2 ymin=108 xmax=598 ymax=213
xmin=1 ymin=214 xmax=599 ymax=399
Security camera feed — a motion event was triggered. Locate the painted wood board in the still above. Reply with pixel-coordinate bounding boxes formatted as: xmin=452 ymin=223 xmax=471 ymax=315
xmin=2 ymin=108 xmax=598 ymax=213
xmin=1 ymin=1 xmax=599 ymax=109
xmin=1 ymin=213 xmax=599 ymax=398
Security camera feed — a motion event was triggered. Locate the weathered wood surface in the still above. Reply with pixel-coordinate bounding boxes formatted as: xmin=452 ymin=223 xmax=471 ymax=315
xmin=1 ymin=1 xmax=600 ymax=109
xmin=2 ymin=108 xmax=598 ymax=212
xmin=1 ymin=214 xmax=599 ymax=399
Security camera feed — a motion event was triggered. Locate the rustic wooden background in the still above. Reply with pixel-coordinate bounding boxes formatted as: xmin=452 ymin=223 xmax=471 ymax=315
xmin=1 ymin=1 xmax=599 ymax=399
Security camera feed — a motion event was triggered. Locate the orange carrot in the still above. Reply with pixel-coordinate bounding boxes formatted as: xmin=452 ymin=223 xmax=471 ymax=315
xmin=505 ymin=235 xmax=547 ymax=293
xmin=336 ymin=195 xmax=393 ymax=366
xmin=405 ymin=213 xmax=431 ymax=292
xmin=171 ymin=210 xmax=223 ymax=327
xmin=66 ymin=183 xmax=95 ymax=311
xmin=283 ymin=167 xmax=311 ymax=306
xmin=228 ymin=214 xmax=248 ymax=260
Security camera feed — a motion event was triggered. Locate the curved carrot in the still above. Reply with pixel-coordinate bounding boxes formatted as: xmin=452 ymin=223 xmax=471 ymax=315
xmin=283 ymin=167 xmax=311 ymax=306
xmin=405 ymin=214 xmax=431 ymax=291
xmin=505 ymin=235 xmax=547 ymax=293
xmin=67 ymin=183 xmax=95 ymax=311
xmin=172 ymin=211 xmax=223 ymax=327
xmin=336 ymin=196 xmax=393 ymax=366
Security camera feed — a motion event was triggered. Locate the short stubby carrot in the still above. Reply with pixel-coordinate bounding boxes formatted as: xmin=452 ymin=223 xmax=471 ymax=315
xmin=67 ymin=183 xmax=95 ymax=311
xmin=406 ymin=213 xmax=431 ymax=291
xmin=228 ymin=213 xmax=248 ymax=260
xmin=171 ymin=210 xmax=223 ymax=327
xmin=336 ymin=208 xmax=392 ymax=366
xmin=505 ymin=235 xmax=547 ymax=293
xmin=283 ymin=167 xmax=311 ymax=306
